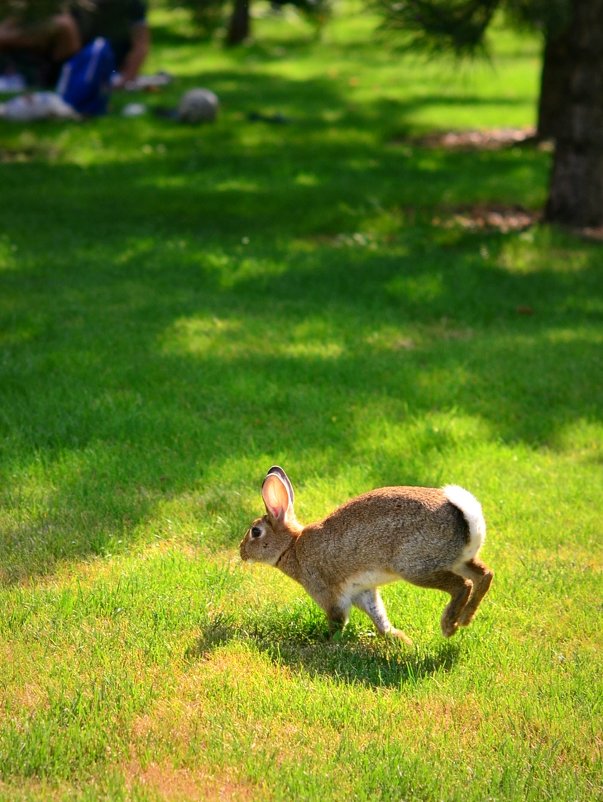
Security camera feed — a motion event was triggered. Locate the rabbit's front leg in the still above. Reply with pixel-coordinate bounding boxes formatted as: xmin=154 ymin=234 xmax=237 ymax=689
xmin=326 ymin=604 xmax=350 ymax=637
xmin=353 ymin=588 xmax=413 ymax=645
xmin=324 ymin=593 xmax=353 ymax=637
xmin=304 ymin=583 xmax=351 ymax=638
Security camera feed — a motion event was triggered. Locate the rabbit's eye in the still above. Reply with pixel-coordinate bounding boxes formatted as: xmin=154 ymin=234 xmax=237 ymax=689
xmin=251 ymin=526 xmax=262 ymax=538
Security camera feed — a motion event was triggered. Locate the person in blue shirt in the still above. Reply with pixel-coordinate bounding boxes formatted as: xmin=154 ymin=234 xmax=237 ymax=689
xmin=69 ymin=0 xmax=150 ymax=87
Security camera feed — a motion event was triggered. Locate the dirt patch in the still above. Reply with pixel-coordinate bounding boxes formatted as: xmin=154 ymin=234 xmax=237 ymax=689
xmin=575 ymin=226 xmax=603 ymax=242
xmin=407 ymin=127 xmax=551 ymax=152
xmin=433 ymin=203 xmax=539 ymax=233
xmin=124 ymin=760 xmax=257 ymax=801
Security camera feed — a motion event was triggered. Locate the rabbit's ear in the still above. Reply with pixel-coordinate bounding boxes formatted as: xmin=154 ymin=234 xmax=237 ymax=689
xmin=265 ymin=465 xmax=295 ymax=504
xmin=262 ymin=471 xmax=293 ymax=521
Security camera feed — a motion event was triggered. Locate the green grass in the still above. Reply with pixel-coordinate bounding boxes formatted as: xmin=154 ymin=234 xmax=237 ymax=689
xmin=0 ymin=3 xmax=601 ymax=800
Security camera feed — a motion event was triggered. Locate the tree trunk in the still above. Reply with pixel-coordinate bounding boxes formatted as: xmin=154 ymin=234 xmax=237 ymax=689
xmin=545 ymin=0 xmax=603 ymax=227
xmin=226 ymin=0 xmax=250 ymax=45
xmin=536 ymin=30 xmax=572 ymax=140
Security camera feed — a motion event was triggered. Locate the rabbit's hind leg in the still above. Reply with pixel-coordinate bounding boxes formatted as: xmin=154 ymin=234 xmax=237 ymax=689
xmin=455 ymin=559 xmax=493 ymax=627
xmin=410 ymin=571 xmax=472 ymax=637
xmin=352 ymin=588 xmax=413 ymax=645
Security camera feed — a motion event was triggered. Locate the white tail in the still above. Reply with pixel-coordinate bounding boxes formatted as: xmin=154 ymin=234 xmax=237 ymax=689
xmin=443 ymin=485 xmax=486 ymax=558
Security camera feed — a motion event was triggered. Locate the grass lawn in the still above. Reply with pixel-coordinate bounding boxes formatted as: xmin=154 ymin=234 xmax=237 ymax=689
xmin=0 ymin=2 xmax=601 ymax=800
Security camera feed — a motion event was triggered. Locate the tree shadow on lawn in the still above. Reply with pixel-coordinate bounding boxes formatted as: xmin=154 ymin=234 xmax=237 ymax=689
xmin=141 ymin=75 xmax=535 ymax=173
xmin=0 ymin=71 xmax=600 ymax=581
xmin=1 ymin=211 xmax=602 ymax=580
xmin=1 ymin=229 xmax=600 ymax=581
xmin=182 ymin=64 xmax=529 ymax=112
xmin=0 ymin=147 xmax=549 ymax=245
xmin=0 ymin=64 xmax=550 ymax=235
xmin=187 ymin=612 xmax=461 ymax=689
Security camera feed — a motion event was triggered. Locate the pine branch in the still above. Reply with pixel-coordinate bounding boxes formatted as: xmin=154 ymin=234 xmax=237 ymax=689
xmin=376 ymin=0 xmax=501 ymax=57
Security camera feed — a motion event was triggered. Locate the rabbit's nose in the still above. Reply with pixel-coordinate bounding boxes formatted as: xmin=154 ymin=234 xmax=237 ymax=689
xmin=239 ymin=541 xmax=248 ymax=561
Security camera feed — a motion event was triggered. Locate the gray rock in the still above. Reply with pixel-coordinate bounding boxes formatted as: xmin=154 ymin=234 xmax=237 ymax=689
xmin=178 ymin=88 xmax=219 ymax=124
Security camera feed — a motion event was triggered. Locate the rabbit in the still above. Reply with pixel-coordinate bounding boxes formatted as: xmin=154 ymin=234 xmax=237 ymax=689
xmin=240 ymin=466 xmax=493 ymax=643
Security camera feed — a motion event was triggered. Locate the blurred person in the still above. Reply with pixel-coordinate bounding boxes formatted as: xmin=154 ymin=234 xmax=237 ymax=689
xmin=0 ymin=9 xmax=80 ymax=88
xmin=69 ymin=0 xmax=150 ymax=88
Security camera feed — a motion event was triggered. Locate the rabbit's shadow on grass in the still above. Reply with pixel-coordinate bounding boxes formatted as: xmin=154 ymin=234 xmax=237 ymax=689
xmin=186 ymin=613 xmax=461 ymax=689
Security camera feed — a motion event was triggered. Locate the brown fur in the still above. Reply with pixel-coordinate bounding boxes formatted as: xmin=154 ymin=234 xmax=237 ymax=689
xmin=240 ymin=469 xmax=493 ymax=641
